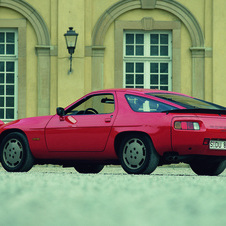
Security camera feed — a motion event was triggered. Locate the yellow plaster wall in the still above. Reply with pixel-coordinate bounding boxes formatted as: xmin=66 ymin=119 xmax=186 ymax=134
xmin=57 ymin=0 xmax=85 ymax=108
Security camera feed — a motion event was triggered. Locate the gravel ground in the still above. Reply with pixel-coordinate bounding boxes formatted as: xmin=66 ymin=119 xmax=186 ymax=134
xmin=0 ymin=164 xmax=225 ymax=226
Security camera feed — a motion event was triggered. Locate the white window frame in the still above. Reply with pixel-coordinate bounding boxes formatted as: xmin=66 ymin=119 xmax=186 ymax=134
xmin=123 ymin=30 xmax=172 ymax=91
xmin=0 ymin=29 xmax=18 ymax=122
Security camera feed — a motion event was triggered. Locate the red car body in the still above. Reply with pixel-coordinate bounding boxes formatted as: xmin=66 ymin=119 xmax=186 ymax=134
xmin=0 ymin=89 xmax=226 ymax=175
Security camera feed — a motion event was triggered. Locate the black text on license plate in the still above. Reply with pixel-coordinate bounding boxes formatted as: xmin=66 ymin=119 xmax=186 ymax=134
xmin=209 ymin=140 xmax=226 ymax=150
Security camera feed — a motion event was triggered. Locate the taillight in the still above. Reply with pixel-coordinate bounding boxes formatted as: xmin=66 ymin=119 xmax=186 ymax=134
xmin=174 ymin=121 xmax=200 ymax=130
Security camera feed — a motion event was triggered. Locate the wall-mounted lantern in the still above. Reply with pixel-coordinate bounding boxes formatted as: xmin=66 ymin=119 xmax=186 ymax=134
xmin=64 ymin=27 xmax=79 ymax=74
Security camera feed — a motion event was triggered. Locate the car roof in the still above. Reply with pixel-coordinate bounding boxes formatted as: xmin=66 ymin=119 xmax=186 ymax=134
xmin=91 ymin=88 xmax=187 ymax=96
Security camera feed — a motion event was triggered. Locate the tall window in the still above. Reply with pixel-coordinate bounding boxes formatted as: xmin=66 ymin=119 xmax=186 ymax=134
xmin=0 ymin=29 xmax=18 ymax=122
xmin=123 ymin=31 xmax=172 ymax=90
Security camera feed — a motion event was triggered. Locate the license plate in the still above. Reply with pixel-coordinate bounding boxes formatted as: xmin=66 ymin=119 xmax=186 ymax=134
xmin=209 ymin=140 xmax=226 ymax=150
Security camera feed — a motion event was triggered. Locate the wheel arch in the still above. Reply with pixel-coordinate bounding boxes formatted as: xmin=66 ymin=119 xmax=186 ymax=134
xmin=114 ymin=131 xmax=155 ymax=157
xmin=0 ymin=129 xmax=27 ymax=144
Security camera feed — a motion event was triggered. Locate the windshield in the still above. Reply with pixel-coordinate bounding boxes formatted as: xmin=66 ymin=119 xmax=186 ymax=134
xmin=148 ymin=93 xmax=226 ymax=110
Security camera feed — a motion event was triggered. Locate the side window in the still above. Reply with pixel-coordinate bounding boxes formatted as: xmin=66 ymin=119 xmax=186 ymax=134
xmin=66 ymin=94 xmax=115 ymax=115
xmin=125 ymin=94 xmax=175 ymax=112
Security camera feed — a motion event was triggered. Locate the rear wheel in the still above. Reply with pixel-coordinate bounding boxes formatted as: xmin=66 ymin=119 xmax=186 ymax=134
xmin=0 ymin=132 xmax=34 ymax=172
xmin=74 ymin=164 xmax=104 ymax=174
xmin=190 ymin=159 xmax=226 ymax=176
xmin=119 ymin=134 xmax=159 ymax=174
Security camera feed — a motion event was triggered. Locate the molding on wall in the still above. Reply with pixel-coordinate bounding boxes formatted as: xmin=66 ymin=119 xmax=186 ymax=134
xmin=0 ymin=0 xmax=50 ymax=45
xmin=92 ymin=0 xmax=204 ymax=48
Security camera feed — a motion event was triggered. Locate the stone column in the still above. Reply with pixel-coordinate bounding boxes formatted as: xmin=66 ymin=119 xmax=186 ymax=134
xmin=190 ymin=47 xmax=205 ymax=99
xmin=91 ymin=46 xmax=105 ymax=91
xmin=35 ymin=45 xmax=51 ymax=116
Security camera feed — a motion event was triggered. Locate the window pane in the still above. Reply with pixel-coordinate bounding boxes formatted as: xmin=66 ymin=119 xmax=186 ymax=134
xmin=136 ymin=34 xmax=144 ymax=44
xmin=150 ymin=86 xmax=158 ymax=89
xmin=126 ymin=85 xmax=134 ymax=88
xmin=6 ymin=109 xmax=14 ymax=119
xmin=151 ymin=74 xmax=158 ymax=84
xmin=6 ymin=73 xmax=14 ymax=83
xmin=126 ymin=63 xmax=134 ymax=73
xmin=0 ymin=73 xmax=4 ymax=83
xmin=6 ymin=85 xmax=14 ymax=95
xmin=136 ymin=74 xmax=143 ymax=84
xmin=0 ymin=109 xmax=4 ymax=118
xmin=126 ymin=34 xmax=134 ymax=44
xmin=160 ymin=63 xmax=168 ymax=73
xmin=160 ymin=74 xmax=168 ymax=85
xmin=126 ymin=46 xmax=134 ymax=55
xmin=126 ymin=74 xmax=134 ymax=84
xmin=160 ymin=34 xmax=168 ymax=44
xmin=135 ymin=85 xmax=144 ymax=88
xmin=0 ymin=44 xmax=4 ymax=54
xmin=0 ymin=85 xmax=4 ymax=95
xmin=160 ymin=86 xmax=168 ymax=91
xmin=6 ymin=33 xmax=14 ymax=43
xmin=6 ymin=44 xmax=15 ymax=54
xmin=0 ymin=33 xmax=4 ymax=42
xmin=6 ymin=97 xmax=14 ymax=107
xmin=0 ymin=62 xmax=4 ymax=72
xmin=0 ymin=97 xmax=4 ymax=107
xmin=6 ymin=62 xmax=14 ymax=72
xmin=160 ymin=46 xmax=168 ymax=56
xmin=150 ymin=46 xmax=158 ymax=56
xmin=150 ymin=34 xmax=158 ymax=44
xmin=136 ymin=46 xmax=143 ymax=56
xmin=136 ymin=63 xmax=144 ymax=73
xmin=150 ymin=63 xmax=158 ymax=73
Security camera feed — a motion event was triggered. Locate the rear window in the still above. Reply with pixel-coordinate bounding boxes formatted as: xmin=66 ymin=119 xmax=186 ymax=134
xmin=148 ymin=93 xmax=225 ymax=110
xmin=125 ymin=94 xmax=177 ymax=112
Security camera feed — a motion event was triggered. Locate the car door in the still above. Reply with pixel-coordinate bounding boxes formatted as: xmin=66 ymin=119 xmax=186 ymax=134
xmin=45 ymin=93 xmax=116 ymax=152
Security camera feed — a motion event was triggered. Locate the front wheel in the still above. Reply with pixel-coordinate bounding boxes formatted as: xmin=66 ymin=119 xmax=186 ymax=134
xmin=0 ymin=132 xmax=34 ymax=172
xmin=74 ymin=164 xmax=104 ymax=174
xmin=119 ymin=134 xmax=159 ymax=174
xmin=190 ymin=159 xmax=226 ymax=176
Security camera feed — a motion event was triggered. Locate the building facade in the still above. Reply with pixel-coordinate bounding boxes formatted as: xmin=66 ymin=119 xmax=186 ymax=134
xmin=0 ymin=0 xmax=225 ymax=121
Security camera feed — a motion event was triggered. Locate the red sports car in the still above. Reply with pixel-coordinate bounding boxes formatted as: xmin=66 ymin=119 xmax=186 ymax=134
xmin=0 ymin=89 xmax=226 ymax=175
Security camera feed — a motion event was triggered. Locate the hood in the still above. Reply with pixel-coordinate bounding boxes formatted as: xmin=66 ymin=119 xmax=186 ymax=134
xmin=0 ymin=115 xmax=54 ymax=130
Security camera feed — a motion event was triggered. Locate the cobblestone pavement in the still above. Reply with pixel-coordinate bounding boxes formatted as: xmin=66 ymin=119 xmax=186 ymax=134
xmin=0 ymin=165 xmax=225 ymax=226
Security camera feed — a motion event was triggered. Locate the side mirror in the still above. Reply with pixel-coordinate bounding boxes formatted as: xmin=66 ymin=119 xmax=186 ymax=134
xmin=56 ymin=107 xmax=65 ymax=117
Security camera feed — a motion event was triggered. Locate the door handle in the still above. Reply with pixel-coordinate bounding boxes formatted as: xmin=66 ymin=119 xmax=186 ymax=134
xmin=105 ymin=115 xmax=113 ymax=123
xmin=105 ymin=118 xmax=111 ymax=123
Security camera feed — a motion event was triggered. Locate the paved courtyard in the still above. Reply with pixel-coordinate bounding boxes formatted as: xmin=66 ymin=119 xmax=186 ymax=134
xmin=0 ymin=164 xmax=225 ymax=226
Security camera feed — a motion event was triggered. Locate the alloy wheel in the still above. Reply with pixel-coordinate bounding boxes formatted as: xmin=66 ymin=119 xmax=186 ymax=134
xmin=3 ymin=138 xmax=23 ymax=168
xmin=122 ymin=138 xmax=146 ymax=170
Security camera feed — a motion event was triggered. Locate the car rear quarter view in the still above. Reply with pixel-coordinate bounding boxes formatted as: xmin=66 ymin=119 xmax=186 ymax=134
xmin=0 ymin=88 xmax=226 ymax=175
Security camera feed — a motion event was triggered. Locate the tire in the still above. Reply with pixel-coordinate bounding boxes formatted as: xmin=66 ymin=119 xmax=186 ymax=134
xmin=119 ymin=134 xmax=159 ymax=174
xmin=0 ymin=132 xmax=34 ymax=172
xmin=190 ymin=159 xmax=226 ymax=176
xmin=74 ymin=164 xmax=104 ymax=174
